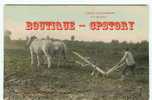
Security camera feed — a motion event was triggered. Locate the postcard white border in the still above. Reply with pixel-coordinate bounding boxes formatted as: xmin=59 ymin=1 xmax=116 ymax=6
xmin=0 ymin=0 xmax=151 ymax=100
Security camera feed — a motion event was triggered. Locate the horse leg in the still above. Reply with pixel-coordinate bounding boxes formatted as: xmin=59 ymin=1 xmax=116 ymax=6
xmin=62 ymin=49 xmax=66 ymax=66
xmin=46 ymin=55 xmax=52 ymax=68
xmin=30 ymin=50 xmax=34 ymax=65
xmin=30 ymin=50 xmax=35 ymax=72
xmin=37 ymin=55 xmax=41 ymax=71
xmin=43 ymin=49 xmax=51 ymax=68
xmin=57 ymin=55 xmax=61 ymax=67
xmin=63 ymin=52 xmax=66 ymax=66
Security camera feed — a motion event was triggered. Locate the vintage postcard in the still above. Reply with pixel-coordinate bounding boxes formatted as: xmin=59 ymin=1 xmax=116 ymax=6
xmin=4 ymin=5 xmax=149 ymax=100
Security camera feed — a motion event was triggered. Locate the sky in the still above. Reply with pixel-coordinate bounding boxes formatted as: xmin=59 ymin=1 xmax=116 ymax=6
xmin=4 ymin=5 xmax=148 ymax=42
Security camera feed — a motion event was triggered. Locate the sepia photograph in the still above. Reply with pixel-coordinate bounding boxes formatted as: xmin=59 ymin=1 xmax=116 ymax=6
xmin=4 ymin=5 xmax=149 ymax=100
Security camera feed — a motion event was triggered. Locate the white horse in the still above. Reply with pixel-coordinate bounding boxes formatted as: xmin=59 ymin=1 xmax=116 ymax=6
xmin=26 ymin=36 xmax=67 ymax=70
xmin=51 ymin=40 xmax=67 ymax=66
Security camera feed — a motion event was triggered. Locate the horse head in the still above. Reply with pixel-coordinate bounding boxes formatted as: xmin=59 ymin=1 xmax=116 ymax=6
xmin=26 ymin=36 xmax=37 ymax=48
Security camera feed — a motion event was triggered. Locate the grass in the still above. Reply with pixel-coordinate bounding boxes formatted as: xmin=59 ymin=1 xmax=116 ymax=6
xmin=4 ymin=40 xmax=149 ymax=100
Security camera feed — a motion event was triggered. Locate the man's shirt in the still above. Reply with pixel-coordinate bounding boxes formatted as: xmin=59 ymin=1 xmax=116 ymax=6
xmin=120 ymin=51 xmax=135 ymax=66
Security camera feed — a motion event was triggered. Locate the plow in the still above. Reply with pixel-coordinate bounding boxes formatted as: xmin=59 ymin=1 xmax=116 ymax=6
xmin=72 ymin=51 xmax=125 ymax=76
